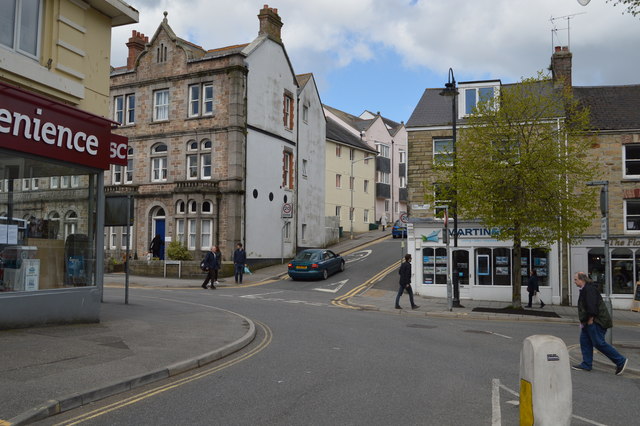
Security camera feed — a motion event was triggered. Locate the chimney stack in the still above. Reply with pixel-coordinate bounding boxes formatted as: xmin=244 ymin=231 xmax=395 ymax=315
xmin=258 ymin=4 xmax=283 ymax=43
xmin=126 ymin=30 xmax=148 ymax=70
xmin=550 ymin=46 xmax=572 ymax=88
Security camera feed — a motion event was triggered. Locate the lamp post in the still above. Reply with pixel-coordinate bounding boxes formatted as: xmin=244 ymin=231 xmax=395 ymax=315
xmin=587 ymin=180 xmax=613 ymax=344
xmin=350 ymin=155 xmax=376 ymax=239
xmin=439 ymin=68 xmax=462 ymax=308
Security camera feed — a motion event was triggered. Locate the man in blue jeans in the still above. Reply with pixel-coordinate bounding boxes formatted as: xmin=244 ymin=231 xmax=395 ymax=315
xmin=572 ymin=271 xmax=628 ymax=375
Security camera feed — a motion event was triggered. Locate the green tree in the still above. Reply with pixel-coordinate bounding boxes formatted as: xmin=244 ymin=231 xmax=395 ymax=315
xmin=608 ymin=0 xmax=640 ymax=17
xmin=436 ymin=73 xmax=598 ymax=307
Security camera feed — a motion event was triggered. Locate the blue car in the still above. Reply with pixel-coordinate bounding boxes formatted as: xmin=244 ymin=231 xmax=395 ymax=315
xmin=392 ymin=220 xmax=407 ymax=238
xmin=287 ymin=249 xmax=345 ymax=280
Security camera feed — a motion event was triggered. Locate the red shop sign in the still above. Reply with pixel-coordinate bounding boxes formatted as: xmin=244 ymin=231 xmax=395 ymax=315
xmin=0 ymin=81 xmax=119 ymax=170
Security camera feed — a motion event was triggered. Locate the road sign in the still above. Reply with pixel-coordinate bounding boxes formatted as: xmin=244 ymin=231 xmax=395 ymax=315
xmin=282 ymin=203 xmax=293 ymax=218
xmin=400 ymin=213 xmax=409 ymax=223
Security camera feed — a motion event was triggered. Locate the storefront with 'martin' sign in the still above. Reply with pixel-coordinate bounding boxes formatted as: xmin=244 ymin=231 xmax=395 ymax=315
xmin=0 ymin=81 xmax=128 ymax=329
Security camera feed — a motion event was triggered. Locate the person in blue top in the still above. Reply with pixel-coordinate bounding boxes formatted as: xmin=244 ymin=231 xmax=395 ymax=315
xmin=572 ymin=271 xmax=628 ymax=375
xmin=233 ymin=243 xmax=247 ymax=284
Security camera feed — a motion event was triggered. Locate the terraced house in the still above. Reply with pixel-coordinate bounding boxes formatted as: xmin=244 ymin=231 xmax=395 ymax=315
xmin=406 ymin=46 xmax=640 ymax=310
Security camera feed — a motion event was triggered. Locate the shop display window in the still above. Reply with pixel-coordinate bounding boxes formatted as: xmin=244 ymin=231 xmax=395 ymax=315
xmin=0 ymin=149 xmax=98 ymax=293
xmin=422 ymin=247 xmax=448 ymax=284
xmin=475 ymin=246 xmax=548 ymax=286
xmin=611 ymin=248 xmax=633 ymax=295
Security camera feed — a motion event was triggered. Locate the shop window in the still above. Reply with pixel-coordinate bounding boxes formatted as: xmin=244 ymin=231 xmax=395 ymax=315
xmin=422 ymin=247 xmax=448 ymax=284
xmin=493 ymin=248 xmax=511 ymax=286
xmin=587 ymin=248 xmax=605 ymax=293
xmin=531 ymin=248 xmax=549 ymax=286
xmin=611 ymin=248 xmax=634 ymax=294
xmin=1 ymin=0 xmax=42 ymax=59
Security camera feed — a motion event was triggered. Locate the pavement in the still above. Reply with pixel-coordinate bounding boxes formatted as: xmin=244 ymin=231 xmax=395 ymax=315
xmin=1 ymin=230 xmax=639 ymax=425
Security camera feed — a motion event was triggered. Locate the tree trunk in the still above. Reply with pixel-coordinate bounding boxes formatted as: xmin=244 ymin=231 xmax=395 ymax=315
xmin=512 ymin=232 xmax=522 ymax=308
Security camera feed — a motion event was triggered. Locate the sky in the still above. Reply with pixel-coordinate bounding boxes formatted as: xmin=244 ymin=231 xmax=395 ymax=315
xmin=111 ymin=0 xmax=640 ymax=124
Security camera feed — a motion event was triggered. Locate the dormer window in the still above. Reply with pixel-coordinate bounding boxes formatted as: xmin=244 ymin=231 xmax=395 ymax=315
xmin=459 ymin=81 xmax=500 ymax=117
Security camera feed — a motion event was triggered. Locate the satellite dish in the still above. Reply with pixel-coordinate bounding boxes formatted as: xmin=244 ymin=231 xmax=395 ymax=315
xmin=577 ymin=0 xmax=590 ymax=5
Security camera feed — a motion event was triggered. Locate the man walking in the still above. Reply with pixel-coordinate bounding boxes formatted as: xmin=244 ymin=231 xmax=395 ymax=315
xmin=395 ymin=254 xmax=419 ymax=310
xmin=572 ymin=271 xmax=628 ymax=375
xmin=201 ymin=246 xmax=219 ymax=290
xmin=233 ymin=243 xmax=247 ymax=284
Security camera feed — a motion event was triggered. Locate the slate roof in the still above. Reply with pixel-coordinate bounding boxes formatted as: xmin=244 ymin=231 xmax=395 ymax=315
xmin=324 ymin=104 xmax=373 ymax=132
xmin=326 ymin=116 xmax=377 ymax=153
xmin=574 ymin=85 xmax=640 ymax=131
xmin=407 ymin=81 xmax=640 ymax=132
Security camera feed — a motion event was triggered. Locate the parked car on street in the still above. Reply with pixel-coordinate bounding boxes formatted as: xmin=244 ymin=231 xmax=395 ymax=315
xmin=287 ymin=249 xmax=345 ymax=280
xmin=391 ymin=220 xmax=407 ymax=238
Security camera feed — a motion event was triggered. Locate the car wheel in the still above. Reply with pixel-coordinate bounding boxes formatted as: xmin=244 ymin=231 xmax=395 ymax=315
xmin=340 ymin=261 xmax=345 ymax=272
xmin=322 ymin=269 xmax=329 ymax=280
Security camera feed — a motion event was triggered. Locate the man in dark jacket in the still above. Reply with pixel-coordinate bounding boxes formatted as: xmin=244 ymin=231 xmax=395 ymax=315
xmin=572 ymin=271 xmax=627 ymax=375
xmin=395 ymin=254 xmax=419 ymax=310
xmin=233 ymin=243 xmax=247 ymax=284
xmin=201 ymin=246 xmax=219 ymax=289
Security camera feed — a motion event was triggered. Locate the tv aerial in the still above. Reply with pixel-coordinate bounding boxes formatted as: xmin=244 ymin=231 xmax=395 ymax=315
xmin=550 ymin=12 xmax=585 ymax=51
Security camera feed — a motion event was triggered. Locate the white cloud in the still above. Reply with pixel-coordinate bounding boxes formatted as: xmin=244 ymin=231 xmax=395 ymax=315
xmin=112 ymin=0 xmax=640 ymax=89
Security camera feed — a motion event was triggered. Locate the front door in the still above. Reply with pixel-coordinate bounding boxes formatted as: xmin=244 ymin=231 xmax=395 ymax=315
xmin=153 ymin=219 xmax=165 ymax=260
xmin=453 ymin=249 xmax=470 ymax=299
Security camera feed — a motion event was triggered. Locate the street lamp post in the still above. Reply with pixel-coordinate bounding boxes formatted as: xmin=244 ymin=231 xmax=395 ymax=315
xmin=587 ymin=180 xmax=613 ymax=344
xmin=439 ymin=67 xmax=462 ymax=308
xmin=350 ymin=155 xmax=376 ymax=239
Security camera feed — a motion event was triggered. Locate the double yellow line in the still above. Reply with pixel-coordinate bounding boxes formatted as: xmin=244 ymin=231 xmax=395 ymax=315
xmin=53 ymin=321 xmax=272 ymax=425
xmin=332 ymin=260 xmax=400 ymax=309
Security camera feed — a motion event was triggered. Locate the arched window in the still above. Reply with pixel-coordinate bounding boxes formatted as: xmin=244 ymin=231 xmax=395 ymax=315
xmin=64 ymin=211 xmax=78 ymax=239
xmin=202 ymin=200 xmax=212 ymax=214
xmin=176 ymin=200 xmax=185 ymax=214
xmin=151 ymin=143 xmax=168 ymax=182
xmin=188 ymin=200 xmax=197 ymax=214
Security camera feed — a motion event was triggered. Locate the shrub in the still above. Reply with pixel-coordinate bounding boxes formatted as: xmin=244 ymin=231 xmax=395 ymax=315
xmin=167 ymin=241 xmax=192 ymax=260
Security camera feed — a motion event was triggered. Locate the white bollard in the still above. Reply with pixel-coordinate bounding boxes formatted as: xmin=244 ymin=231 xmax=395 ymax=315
xmin=519 ymin=335 xmax=572 ymax=426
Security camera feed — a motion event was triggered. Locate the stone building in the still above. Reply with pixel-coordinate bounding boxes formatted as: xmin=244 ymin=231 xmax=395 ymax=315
xmin=107 ymin=6 xmax=326 ymax=264
xmin=405 ymin=46 xmax=640 ymax=309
